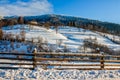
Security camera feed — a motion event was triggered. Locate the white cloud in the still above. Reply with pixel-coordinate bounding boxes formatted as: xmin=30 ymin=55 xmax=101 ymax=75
xmin=0 ymin=0 xmax=53 ymax=16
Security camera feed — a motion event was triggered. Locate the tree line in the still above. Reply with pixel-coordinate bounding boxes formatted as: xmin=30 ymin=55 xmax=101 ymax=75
xmin=1 ymin=14 xmax=120 ymax=35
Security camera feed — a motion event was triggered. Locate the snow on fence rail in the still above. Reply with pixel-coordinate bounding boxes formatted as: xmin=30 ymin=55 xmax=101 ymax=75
xmin=0 ymin=52 xmax=120 ymax=70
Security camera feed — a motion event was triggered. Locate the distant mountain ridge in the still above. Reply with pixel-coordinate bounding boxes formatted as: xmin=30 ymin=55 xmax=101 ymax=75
xmin=4 ymin=14 xmax=119 ymax=24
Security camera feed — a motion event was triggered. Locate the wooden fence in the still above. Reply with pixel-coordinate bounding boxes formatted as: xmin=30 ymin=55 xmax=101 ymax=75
xmin=0 ymin=52 xmax=120 ymax=70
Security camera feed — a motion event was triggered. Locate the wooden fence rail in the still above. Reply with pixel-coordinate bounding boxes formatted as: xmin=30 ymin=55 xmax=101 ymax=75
xmin=0 ymin=52 xmax=120 ymax=70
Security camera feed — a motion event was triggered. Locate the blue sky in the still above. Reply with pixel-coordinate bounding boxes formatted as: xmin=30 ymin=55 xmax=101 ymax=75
xmin=0 ymin=0 xmax=120 ymax=23
xmin=48 ymin=0 xmax=120 ymax=23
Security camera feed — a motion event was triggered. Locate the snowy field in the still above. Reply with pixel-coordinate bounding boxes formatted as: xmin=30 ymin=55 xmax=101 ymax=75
xmin=0 ymin=68 xmax=119 ymax=80
xmin=1 ymin=25 xmax=120 ymax=80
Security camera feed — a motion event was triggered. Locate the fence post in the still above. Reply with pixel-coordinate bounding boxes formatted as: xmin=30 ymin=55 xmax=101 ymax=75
xmin=33 ymin=48 xmax=37 ymax=69
xmin=100 ymin=53 xmax=104 ymax=70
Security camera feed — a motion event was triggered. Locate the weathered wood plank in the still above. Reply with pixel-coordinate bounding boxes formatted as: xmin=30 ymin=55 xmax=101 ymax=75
xmin=0 ymin=62 xmax=33 ymax=65
xmin=0 ymin=57 xmax=33 ymax=61
xmin=0 ymin=52 xmax=34 ymax=56
xmin=53 ymin=68 xmax=120 ymax=70
xmin=37 ymin=63 xmax=102 ymax=66
xmin=35 ymin=58 xmax=100 ymax=62
xmin=0 ymin=67 xmax=33 ymax=70
xmin=105 ymin=64 xmax=120 ymax=66
xmin=53 ymin=68 xmax=101 ymax=70
xmin=37 ymin=52 xmax=103 ymax=57
xmin=105 ymin=60 xmax=120 ymax=62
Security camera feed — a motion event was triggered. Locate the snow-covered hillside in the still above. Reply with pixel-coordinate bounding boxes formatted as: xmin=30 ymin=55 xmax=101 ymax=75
xmin=56 ymin=26 xmax=120 ymax=51
xmin=2 ymin=25 xmax=120 ymax=53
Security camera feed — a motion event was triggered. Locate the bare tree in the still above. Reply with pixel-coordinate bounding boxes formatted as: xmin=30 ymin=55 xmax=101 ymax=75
xmin=18 ymin=16 xmax=24 ymax=24
xmin=20 ymin=30 xmax=26 ymax=42
xmin=57 ymin=39 xmax=63 ymax=47
xmin=44 ymin=22 xmax=50 ymax=30
xmin=53 ymin=17 xmax=60 ymax=34
xmin=0 ymin=29 xmax=3 ymax=40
